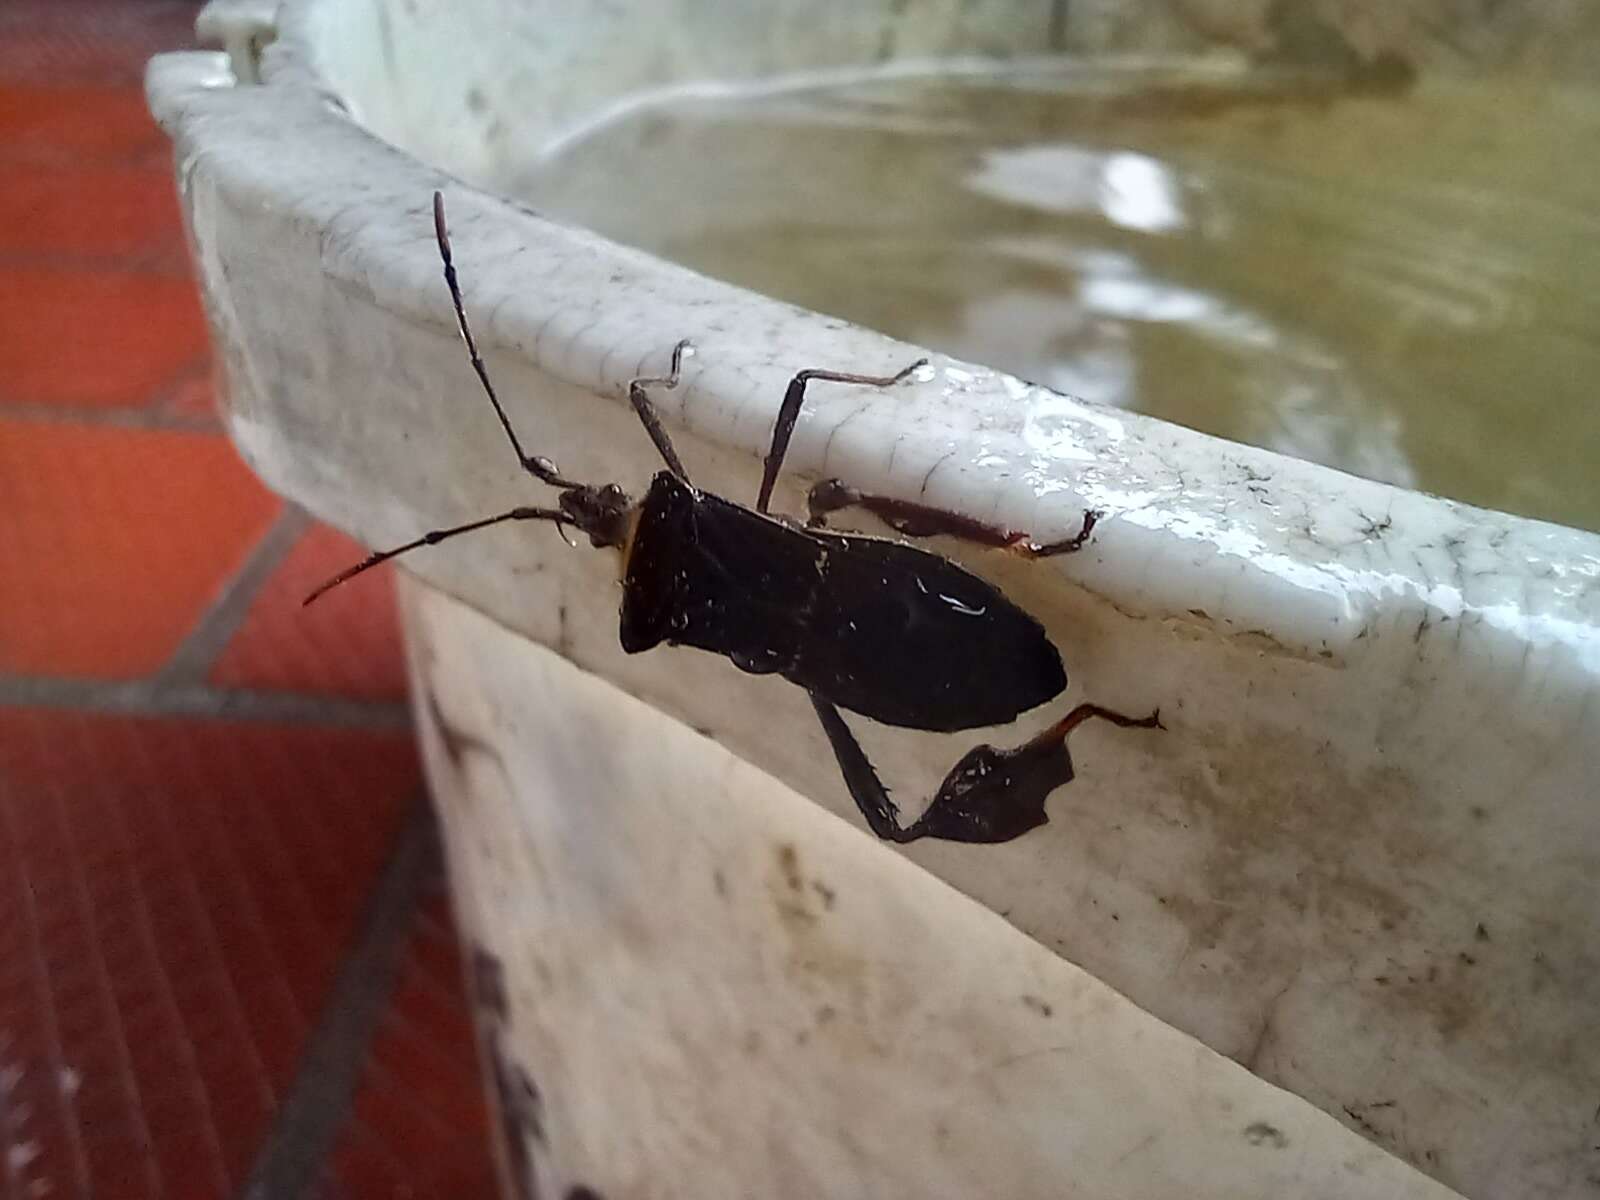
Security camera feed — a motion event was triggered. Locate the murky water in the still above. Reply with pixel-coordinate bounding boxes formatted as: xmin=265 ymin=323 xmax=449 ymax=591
xmin=518 ymin=62 xmax=1600 ymax=533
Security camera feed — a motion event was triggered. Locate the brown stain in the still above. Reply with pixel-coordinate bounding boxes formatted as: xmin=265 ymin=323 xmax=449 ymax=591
xmin=769 ymin=842 xmax=838 ymax=927
xmin=1243 ymin=1121 xmax=1289 ymax=1149
xmin=767 ymin=844 xmax=869 ymax=1001
xmin=1381 ymin=955 xmax=1480 ymax=1043
xmin=770 ymin=843 xmax=819 ymax=932
xmin=776 ymin=842 xmax=803 ymax=893
xmin=1154 ymin=723 xmax=1600 ymax=1187
xmin=1160 ymin=725 xmax=1503 ymax=1051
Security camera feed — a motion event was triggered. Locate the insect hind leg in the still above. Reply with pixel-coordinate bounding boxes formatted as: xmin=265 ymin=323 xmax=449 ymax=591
xmin=810 ymin=695 xmax=1161 ymax=845
xmin=809 ymin=695 xmax=914 ymax=843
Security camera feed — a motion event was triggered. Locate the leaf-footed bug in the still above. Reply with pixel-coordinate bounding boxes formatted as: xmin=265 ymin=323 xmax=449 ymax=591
xmin=307 ymin=193 xmax=1161 ymax=844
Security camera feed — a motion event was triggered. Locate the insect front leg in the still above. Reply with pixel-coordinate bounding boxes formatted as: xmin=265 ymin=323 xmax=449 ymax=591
xmin=807 ymin=479 xmax=1101 ymax=557
xmin=810 ymin=695 xmax=1160 ymax=845
xmin=755 ymin=358 xmax=927 ymax=515
xmin=627 ymin=339 xmax=694 ymax=482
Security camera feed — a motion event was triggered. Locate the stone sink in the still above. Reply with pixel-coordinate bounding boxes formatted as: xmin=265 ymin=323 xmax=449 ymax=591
xmin=149 ymin=1 xmax=1600 ymax=1197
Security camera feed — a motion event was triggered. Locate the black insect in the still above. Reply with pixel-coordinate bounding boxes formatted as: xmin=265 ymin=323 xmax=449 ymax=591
xmin=307 ymin=192 xmax=1160 ymax=845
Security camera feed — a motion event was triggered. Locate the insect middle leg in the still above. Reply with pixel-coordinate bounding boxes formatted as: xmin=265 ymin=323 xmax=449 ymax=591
xmin=806 ymin=479 xmax=1100 ymax=558
xmin=810 ymin=695 xmax=1160 ymax=844
xmin=755 ymin=358 xmax=927 ymax=515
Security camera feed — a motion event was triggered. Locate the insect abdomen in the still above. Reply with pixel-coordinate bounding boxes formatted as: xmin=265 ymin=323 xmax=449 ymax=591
xmin=619 ymin=472 xmax=1066 ymax=731
xmin=795 ymin=533 xmax=1065 ymax=731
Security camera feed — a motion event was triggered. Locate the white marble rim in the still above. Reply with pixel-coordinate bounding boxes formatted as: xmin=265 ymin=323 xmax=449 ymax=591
xmin=154 ymin=4 xmax=1600 ymax=692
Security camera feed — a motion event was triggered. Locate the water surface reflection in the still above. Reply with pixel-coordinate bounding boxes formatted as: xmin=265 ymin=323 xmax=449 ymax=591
xmin=521 ymin=66 xmax=1600 ymax=532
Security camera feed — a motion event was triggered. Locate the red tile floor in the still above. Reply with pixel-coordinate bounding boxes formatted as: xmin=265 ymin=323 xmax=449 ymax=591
xmin=0 ymin=3 xmax=500 ymax=1197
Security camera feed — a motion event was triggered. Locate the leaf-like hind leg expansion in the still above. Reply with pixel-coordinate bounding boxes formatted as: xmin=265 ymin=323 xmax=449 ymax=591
xmin=810 ymin=695 xmax=1161 ymax=845
xmin=756 ymin=358 xmax=927 ymax=515
xmin=807 ymin=479 xmax=1101 ymax=557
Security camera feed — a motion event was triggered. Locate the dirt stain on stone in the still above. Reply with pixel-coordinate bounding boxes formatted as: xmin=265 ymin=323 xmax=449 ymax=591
xmin=1159 ymin=727 xmax=1502 ymax=1050
xmin=1243 ymin=1121 xmax=1288 ymax=1149
xmin=776 ymin=843 xmax=803 ymax=892
xmin=768 ymin=846 xmax=867 ymax=996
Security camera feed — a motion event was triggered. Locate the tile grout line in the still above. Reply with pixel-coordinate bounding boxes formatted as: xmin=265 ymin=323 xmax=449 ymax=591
xmin=237 ymin=793 xmax=438 ymax=1200
xmin=0 ymin=762 xmax=98 ymax=1197
xmin=31 ymin=721 xmax=167 ymax=1196
xmin=149 ymin=352 xmax=219 ymax=422
xmin=0 ymin=248 xmax=197 ymax=278
xmin=157 ymin=504 xmax=312 ymax=685
xmin=0 ymin=403 xmax=221 ymax=432
xmin=0 ymin=675 xmax=411 ymax=729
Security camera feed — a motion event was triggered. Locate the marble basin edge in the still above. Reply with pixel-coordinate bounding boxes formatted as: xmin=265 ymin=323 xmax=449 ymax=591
xmin=150 ymin=5 xmax=1600 ymax=1196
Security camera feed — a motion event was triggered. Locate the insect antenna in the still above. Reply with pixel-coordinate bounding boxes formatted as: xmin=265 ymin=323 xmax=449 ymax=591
xmin=303 ymin=505 xmax=569 ymax=605
xmin=433 ymin=191 xmax=577 ymax=490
